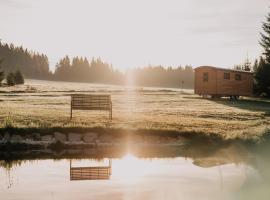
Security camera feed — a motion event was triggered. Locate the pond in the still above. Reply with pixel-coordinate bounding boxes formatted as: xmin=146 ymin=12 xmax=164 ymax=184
xmin=0 ymin=143 xmax=270 ymax=200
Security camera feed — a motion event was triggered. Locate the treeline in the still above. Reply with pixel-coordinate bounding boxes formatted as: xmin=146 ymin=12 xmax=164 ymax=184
xmin=53 ymin=55 xmax=194 ymax=88
xmin=0 ymin=42 xmax=52 ymax=79
xmin=0 ymin=42 xmax=194 ymax=88
xmin=129 ymin=65 xmax=194 ymax=88
xmin=0 ymin=59 xmax=25 ymax=86
xmin=53 ymin=56 xmax=124 ymax=85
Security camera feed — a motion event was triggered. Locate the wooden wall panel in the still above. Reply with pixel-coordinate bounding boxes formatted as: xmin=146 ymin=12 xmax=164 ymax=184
xmin=195 ymin=67 xmax=217 ymax=95
xmin=194 ymin=66 xmax=253 ymax=97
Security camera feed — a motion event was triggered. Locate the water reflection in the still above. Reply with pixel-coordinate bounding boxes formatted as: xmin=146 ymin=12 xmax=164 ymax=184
xmin=70 ymin=159 xmax=112 ymax=180
xmin=0 ymin=141 xmax=270 ymax=200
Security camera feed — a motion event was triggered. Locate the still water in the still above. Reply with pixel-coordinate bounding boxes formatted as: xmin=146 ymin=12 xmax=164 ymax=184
xmin=0 ymin=144 xmax=270 ymax=200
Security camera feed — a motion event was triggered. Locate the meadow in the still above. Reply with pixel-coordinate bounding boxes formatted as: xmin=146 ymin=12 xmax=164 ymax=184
xmin=0 ymin=79 xmax=269 ymax=141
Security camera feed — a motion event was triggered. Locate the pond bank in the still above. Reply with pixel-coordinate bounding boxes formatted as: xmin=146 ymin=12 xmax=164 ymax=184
xmin=0 ymin=128 xmax=191 ymax=151
xmin=0 ymin=127 xmax=267 ymax=151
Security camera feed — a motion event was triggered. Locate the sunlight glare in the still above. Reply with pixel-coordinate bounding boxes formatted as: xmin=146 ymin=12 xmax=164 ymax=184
xmin=111 ymin=153 xmax=150 ymax=180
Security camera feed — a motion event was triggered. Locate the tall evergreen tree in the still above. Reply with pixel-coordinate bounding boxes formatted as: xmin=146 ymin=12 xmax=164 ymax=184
xmin=254 ymin=57 xmax=270 ymax=96
xmin=6 ymin=72 xmax=16 ymax=86
xmin=0 ymin=59 xmax=5 ymax=85
xmin=255 ymin=11 xmax=270 ymax=96
xmin=253 ymin=59 xmax=258 ymax=72
xmin=243 ymin=57 xmax=251 ymax=71
xmin=260 ymin=12 xmax=270 ymax=63
xmin=54 ymin=56 xmax=71 ymax=81
xmin=14 ymin=70 xmax=24 ymax=84
xmin=0 ymin=42 xmax=51 ymax=79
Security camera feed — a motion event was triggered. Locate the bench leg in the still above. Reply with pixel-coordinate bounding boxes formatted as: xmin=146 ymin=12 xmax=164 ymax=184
xmin=70 ymin=107 xmax=73 ymax=119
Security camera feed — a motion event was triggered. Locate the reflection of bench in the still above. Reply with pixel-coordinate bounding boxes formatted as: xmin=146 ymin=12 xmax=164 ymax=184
xmin=70 ymin=160 xmax=112 ymax=181
xmin=70 ymin=94 xmax=112 ymax=119
xmin=70 ymin=166 xmax=111 ymax=180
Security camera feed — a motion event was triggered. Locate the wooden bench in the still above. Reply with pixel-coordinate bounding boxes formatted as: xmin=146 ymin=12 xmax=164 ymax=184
xmin=70 ymin=94 xmax=112 ymax=119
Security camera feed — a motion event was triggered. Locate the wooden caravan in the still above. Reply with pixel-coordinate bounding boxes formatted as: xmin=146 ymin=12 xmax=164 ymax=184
xmin=194 ymin=66 xmax=253 ymax=98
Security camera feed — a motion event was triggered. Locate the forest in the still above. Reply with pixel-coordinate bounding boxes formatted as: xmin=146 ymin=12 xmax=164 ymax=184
xmin=0 ymin=42 xmax=194 ymax=88
xmin=0 ymin=42 xmax=52 ymax=80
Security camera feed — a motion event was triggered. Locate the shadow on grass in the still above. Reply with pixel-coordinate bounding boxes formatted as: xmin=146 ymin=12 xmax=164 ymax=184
xmin=207 ymin=98 xmax=270 ymax=113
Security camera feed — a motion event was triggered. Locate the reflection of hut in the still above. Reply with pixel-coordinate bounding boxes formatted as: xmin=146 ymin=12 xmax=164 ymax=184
xmin=70 ymin=159 xmax=112 ymax=181
xmin=193 ymin=158 xmax=229 ymax=168
xmin=192 ymin=144 xmax=249 ymax=168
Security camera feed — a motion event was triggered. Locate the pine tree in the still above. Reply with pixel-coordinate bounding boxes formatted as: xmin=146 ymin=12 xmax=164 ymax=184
xmin=54 ymin=56 xmax=71 ymax=81
xmin=256 ymin=11 xmax=270 ymax=96
xmin=6 ymin=72 xmax=16 ymax=86
xmin=260 ymin=12 xmax=270 ymax=63
xmin=253 ymin=59 xmax=258 ymax=72
xmin=254 ymin=57 xmax=270 ymax=96
xmin=0 ymin=42 xmax=51 ymax=79
xmin=243 ymin=57 xmax=251 ymax=71
xmin=14 ymin=70 xmax=24 ymax=84
xmin=0 ymin=59 xmax=5 ymax=85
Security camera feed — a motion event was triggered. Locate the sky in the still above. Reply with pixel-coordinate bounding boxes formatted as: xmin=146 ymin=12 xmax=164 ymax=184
xmin=0 ymin=0 xmax=269 ymax=71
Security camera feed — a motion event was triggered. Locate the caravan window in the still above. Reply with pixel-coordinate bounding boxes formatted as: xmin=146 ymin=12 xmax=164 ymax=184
xmin=235 ymin=74 xmax=241 ymax=81
xmin=203 ymin=72 xmax=208 ymax=82
xmin=224 ymin=73 xmax=230 ymax=80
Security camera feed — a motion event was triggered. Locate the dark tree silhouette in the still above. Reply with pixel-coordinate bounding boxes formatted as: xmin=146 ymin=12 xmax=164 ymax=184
xmin=0 ymin=59 xmax=5 ymax=85
xmin=254 ymin=57 xmax=270 ymax=96
xmin=243 ymin=57 xmax=251 ymax=71
xmin=0 ymin=41 xmax=195 ymax=88
xmin=260 ymin=12 xmax=270 ymax=63
xmin=52 ymin=56 xmax=194 ymax=88
xmin=14 ymin=70 xmax=24 ymax=84
xmin=54 ymin=56 xmax=71 ymax=81
xmin=255 ymin=11 xmax=270 ymax=96
xmin=6 ymin=72 xmax=16 ymax=86
xmin=253 ymin=59 xmax=258 ymax=72
xmin=0 ymin=42 xmax=51 ymax=79
xmin=129 ymin=65 xmax=194 ymax=88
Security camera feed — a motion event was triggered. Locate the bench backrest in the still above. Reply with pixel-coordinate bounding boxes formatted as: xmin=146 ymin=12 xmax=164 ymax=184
xmin=70 ymin=166 xmax=111 ymax=180
xmin=71 ymin=94 xmax=111 ymax=110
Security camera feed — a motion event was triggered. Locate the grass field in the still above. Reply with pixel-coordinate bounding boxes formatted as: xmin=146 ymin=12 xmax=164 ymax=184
xmin=0 ymin=79 xmax=270 ymax=141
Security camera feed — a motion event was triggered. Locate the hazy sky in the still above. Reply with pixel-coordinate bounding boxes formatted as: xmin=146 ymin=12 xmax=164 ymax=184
xmin=0 ymin=0 xmax=269 ymax=71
